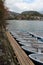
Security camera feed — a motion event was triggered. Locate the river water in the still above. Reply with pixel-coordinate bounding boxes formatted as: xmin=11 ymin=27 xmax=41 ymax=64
xmin=7 ymin=20 xmax=43 ymax=37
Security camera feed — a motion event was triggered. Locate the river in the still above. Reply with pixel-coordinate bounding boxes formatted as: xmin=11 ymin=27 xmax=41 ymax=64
xmin=7 ymin=20 xmax=43 ymax=37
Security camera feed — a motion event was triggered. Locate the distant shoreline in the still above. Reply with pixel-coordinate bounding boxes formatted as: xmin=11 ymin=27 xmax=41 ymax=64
xmin=6 ymin=19 xmax=43 ymax=21
xmin=5 ymin=11 xmax=43 ymax=20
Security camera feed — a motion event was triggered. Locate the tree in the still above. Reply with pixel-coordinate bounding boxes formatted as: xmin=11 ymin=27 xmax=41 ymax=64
xmin=0 ymin=0 xmax=7 ymax=33
xmin=0 ymin=1 xmax=10 ymax=65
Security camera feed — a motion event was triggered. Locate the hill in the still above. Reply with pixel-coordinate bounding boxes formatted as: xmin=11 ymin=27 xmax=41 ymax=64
xmin=5 ymin=11 xmax=19 ymax=20
xmin=5 ymin=11 xmax=43 ymax=20
xmin=22 ymin=11 xmax=40 ymax=15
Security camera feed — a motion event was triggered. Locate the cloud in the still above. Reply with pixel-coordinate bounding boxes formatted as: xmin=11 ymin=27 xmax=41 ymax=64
xmin=23 ymin=0 xmax=34 ymax=3
xmin=5 ymin=0 xmax=23 ymax=12
xmin=5 ymin=0 xmax=43 ymax=13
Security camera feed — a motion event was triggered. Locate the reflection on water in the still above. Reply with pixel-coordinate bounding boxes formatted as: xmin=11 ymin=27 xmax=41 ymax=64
xmin=7 ymin=20 xmax=43 ymax=37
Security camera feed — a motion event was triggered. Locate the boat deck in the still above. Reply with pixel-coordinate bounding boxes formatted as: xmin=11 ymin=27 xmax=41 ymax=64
xmin=6 ymin=31 xmax=35 ymax=65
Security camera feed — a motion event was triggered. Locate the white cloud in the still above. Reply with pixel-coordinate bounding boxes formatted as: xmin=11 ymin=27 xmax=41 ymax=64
xmin=5 ymin=0 xmax=43 ymax=13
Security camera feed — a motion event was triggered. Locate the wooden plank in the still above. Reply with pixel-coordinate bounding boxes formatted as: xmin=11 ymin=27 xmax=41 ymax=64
xmin=6 ymin=31 xmax=35 ymax=65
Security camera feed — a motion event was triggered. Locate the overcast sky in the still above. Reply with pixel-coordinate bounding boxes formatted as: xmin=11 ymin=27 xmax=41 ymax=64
xmin=5 ymin=0 xmax=43 ymax=13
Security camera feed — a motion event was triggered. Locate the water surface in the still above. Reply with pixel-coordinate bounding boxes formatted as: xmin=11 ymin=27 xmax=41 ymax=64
xmin=7 ymin=20 xmax=43 ymax=37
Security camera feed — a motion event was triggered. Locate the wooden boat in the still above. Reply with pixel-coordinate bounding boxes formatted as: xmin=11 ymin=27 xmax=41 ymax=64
xmin=29 ymin=54 xmax=43 ymax=65
xmin=19 ymin=42 xmax=32 ymax=46
xmin=22 ymin=46 xmax=37 ymax=55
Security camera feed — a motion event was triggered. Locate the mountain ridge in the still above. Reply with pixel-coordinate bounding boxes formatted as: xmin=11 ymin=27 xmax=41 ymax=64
xmin=6 ymin=11 xmax=43 ymax=20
